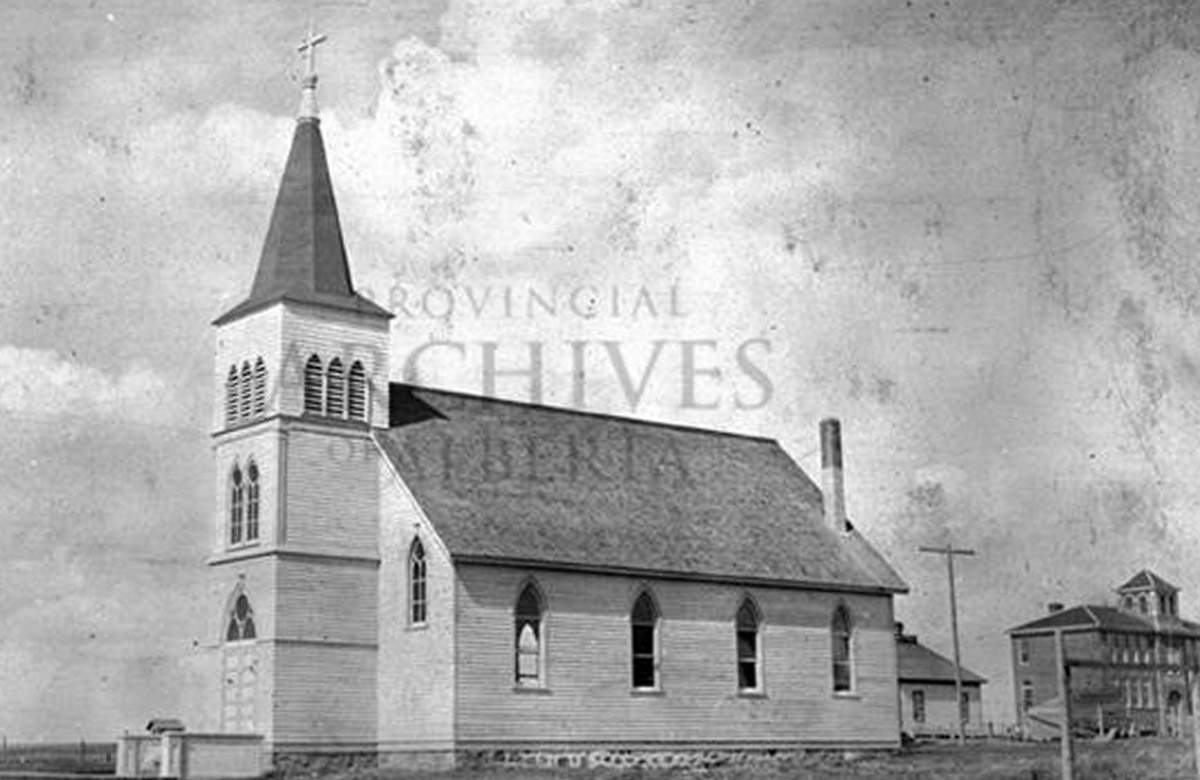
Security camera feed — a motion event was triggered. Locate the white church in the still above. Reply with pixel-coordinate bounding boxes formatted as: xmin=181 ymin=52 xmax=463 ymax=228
xmin=179 ymin=35 xmax=909 ymax=773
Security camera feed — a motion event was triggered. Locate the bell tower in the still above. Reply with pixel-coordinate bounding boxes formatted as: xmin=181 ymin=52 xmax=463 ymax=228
xmin=207 ymin=26 xmax=392 ymax=756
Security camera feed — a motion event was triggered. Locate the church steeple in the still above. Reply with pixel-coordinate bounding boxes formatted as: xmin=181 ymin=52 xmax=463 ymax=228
xmin=214 ymin=27 xmax=390 ymax=326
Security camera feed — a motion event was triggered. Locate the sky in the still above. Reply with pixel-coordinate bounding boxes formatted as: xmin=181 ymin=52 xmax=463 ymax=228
xmin=4 ymin=0 xmax=1200 ymax=740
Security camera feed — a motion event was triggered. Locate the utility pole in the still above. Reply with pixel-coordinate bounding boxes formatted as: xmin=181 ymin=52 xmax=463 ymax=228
xmin=919 ymin=544 xmax=976 ymax=743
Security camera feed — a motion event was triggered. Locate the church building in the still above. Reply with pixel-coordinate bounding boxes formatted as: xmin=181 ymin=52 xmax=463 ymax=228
xmin=192 ymin=37 xmax=908 ymax=771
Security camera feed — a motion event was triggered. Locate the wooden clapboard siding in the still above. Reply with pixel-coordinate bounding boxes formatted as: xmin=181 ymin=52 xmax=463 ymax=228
xmin=278 ymin=305 xmax=390 ymax=424
xmin=899 ymin=682 xmax=983 ymax=735
xmin=207 ymin=557 xmax=278 ymax=741
xmin=271 ymin=641 xmax=377 ymax=746
xmin=275 ymin=557 xmax=377 ymax=645
xmin=377 ymin=468 xmax=456 ymax=750
xmin=453 ymin=564 xmax=899 ymax=748
xmin=284 ymin=427 xmax=379 ymax=554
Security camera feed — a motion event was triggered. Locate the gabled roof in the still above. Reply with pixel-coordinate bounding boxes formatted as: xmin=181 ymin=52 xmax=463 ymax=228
xmin=896 ymin=635 xmax=986 ymax=684
xmin=374 ymin=385 xmax=908 ymax=594
xmin=1009 ymin=605 xmax=1200 ymax=636
xmin=1118 ymin=569 xmax=1178 ymax=594
xmin=214 ymin=118 xmax=391 ymax=325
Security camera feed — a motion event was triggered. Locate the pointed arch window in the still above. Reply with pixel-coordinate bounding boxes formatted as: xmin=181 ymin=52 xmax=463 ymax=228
xmin=736 ymin=597 xmax=762 ymax=692
xmin=252 ymin=358 xmax=266 ymax=417
xmin=515 ymin=581 xmax=545 ymax=687
xmin=239 ymin=362 xmax=252 ymax=420
xmin=631 ymin=590 xmax=660 ymax=690
xmin=303 ymin=355 xmax=323 ymax=414
xmin=229 ymin=464 xmax=244 ymax=545
xmin=226 ymin=365 xmax=240 ymax=425
xmin=245 ymin=461 xmax=260 ymax=541
xmin=348 ymin=361 xmax=367 ymax=421
xmin=225 ymin=593 xmax=257 ymax=642
xmin=409 ymin=539 xmax=427 ymax=626
xmin=831 ymin=605 xmax=854 ymax=693
xmin=326 ymin=358 xmax=345 ymax=418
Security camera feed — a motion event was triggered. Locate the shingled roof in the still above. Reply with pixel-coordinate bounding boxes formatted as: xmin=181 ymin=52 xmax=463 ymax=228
xmin=374 ymin=385 xmax=908 ymax=594
xmin=1009 ymin=605 xmax=1200 ymax=636
xmin=214 ymin=118 xmax=390 ymax=325
xmin=896 ymin=635 xmax=986 ymax=684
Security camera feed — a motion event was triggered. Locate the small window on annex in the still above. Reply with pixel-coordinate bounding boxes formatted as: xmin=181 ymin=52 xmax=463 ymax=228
xmin=912 ymin=689 xmax=926 ymax=723
xmin=409 ymin=539 xmax=427 ymax=626
xmin=514 ymin=581 xmax=546 ymax=687
xmin=631 ymin=590 xmax=660 ymax=690
xmin=831 ymin=605 xmax=853 ymax=693
xmin=736 ymin=597 xmax=762 ymax=692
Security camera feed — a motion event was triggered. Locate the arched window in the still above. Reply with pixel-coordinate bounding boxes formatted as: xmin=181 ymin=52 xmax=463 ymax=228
xmin=348 ymin=361 xmax=367 ymax=421
xmin=736 ymin=597 xmax=762 ymax=691
xmin=229 ymin=464 xmax=244 ymax=545
xmin=409 ymin=539 xmax=427 ymax=625
xmin=225 ymin=593 xmax=257 ymax=642
xmin=303 ymin=355 xmax=323 ymax=414
xmin=239 ymin=362 xmax=252 ymax=420
xmin=326 ymin=358 xmax=345 ymax=418
xmin=252 ymin=358 xmax=266 ymax=417
xmin=515 ymin=581 xmax=545 ymax=686
xmin=225 ymin=365 xmax=240 ymax=425
xmin=245 ymin=461 xmax=260 ymax=541
xmin=831 ymin=605 xmax=853 ymax=693
xmin=631 ymin=590 xmax=660 ymax=689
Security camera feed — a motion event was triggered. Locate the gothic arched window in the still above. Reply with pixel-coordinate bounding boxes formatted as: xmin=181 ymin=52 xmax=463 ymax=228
xmin=736 ymin=597 xmax=762 ymax=691
xmin=326 ymin=358 xmax=345 ymax=418
xmin=831 ymin=605 xmax=853 ymax=693
xmin=226 ymin=365 xmax=240 ymax=425
xmin=252 ymin=358 xmax=266 ymax=417
xmin=239 ymin=362 xmax=252 ymax=420
xmin=409 ymin=539 xmax=427 ymax=625
xmin=631 ymin=590 xmax=660 ymax=689
xmin=515 ymin=581 xmax=545 ymax=686
xmin=229 ymin=464 xmax=245 ymax=545
xmin=348 ymin=361 xmax=367 ymax=421
xmin=303 ymin=355 xmax=323 ymax=414
xmin=245 ymin=461 xmax=260 ymax=542
xmin=225 ymin=593 xmax=257 ymax=642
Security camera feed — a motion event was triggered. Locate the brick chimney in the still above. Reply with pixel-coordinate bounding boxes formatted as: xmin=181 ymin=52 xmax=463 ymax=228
xmin=821 ymin=418 xmax=848 ymax=533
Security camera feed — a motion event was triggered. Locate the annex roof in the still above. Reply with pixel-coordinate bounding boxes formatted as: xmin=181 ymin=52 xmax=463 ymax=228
xmin=214 ymin=118 xmax=390 ymax=326
xmin=1118 ymin=569 xmax=1178 ymax=593
xmin=896 ymin=635 xmax=986 ymax=684
xmin=374 ymin=385 xmax=908 ymax=594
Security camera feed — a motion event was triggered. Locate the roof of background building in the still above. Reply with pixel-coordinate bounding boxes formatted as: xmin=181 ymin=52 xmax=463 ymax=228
xmin=1008 ymin=604 xmax=1200 ymax=636
xmin=374 ymin=384 xmax=908 ymax=594
xmin=896 ymin=635 xmax=986 ymax=684
xmin=1118 ymin=569 xmax=1178 ymax=593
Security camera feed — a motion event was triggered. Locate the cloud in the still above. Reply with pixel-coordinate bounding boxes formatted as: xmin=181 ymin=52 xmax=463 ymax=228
xmin=0 ymin=346 xmax=177 ymax=423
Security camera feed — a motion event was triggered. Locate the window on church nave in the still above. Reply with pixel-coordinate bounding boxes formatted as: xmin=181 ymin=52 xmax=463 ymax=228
xmin=225 ymin=593 xmax=257 ymax=642
xmin=736 ymin=597 xmax=762 ymax=692
xmin=326 ymin=358 xmax=345 ymax=417
xmin=245 ymin=461 xmax=260 ymax=542
xmin=348 ymin=361 xmax=366 ymax=420
xmin=831 ymin=605 xmax=854 ymax=693
xmin=304 ymin=355 xmax=324 ymax=414
xmin=514 ymin=581 xmax=545 ymax=687
xmin=631 ymin=590 xmax=660 ymax=690
xmin=409 ymin=539 xmax=427 ymax=625
xmin=229 ymin=465 xmax=244 ymax=545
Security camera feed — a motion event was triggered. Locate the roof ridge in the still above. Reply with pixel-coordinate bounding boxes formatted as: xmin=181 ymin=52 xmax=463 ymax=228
xmin=394 ymin=382 xmax=780 ymax=444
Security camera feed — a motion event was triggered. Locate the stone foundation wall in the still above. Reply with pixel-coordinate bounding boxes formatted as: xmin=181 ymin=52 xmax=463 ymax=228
xmin=271 ymin=751 xmax=377 ymax=778
xmin=459 ymin=747 xmax=809 ymax=771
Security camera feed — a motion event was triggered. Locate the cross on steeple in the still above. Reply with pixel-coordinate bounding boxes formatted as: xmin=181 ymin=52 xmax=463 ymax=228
xmin=296 ymin=21 xmax=328 ymax=119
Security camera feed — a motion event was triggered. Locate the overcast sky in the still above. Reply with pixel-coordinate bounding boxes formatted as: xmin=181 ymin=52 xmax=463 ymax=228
xmin=4 ymin=0 xmax=1200 ymax=740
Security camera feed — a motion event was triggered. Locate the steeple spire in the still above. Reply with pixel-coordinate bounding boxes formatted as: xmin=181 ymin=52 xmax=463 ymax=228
xmin=214 ymin=28 xmax=391 ymax=326
xmin=297 ymin=21 xmax=327 ymax=120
